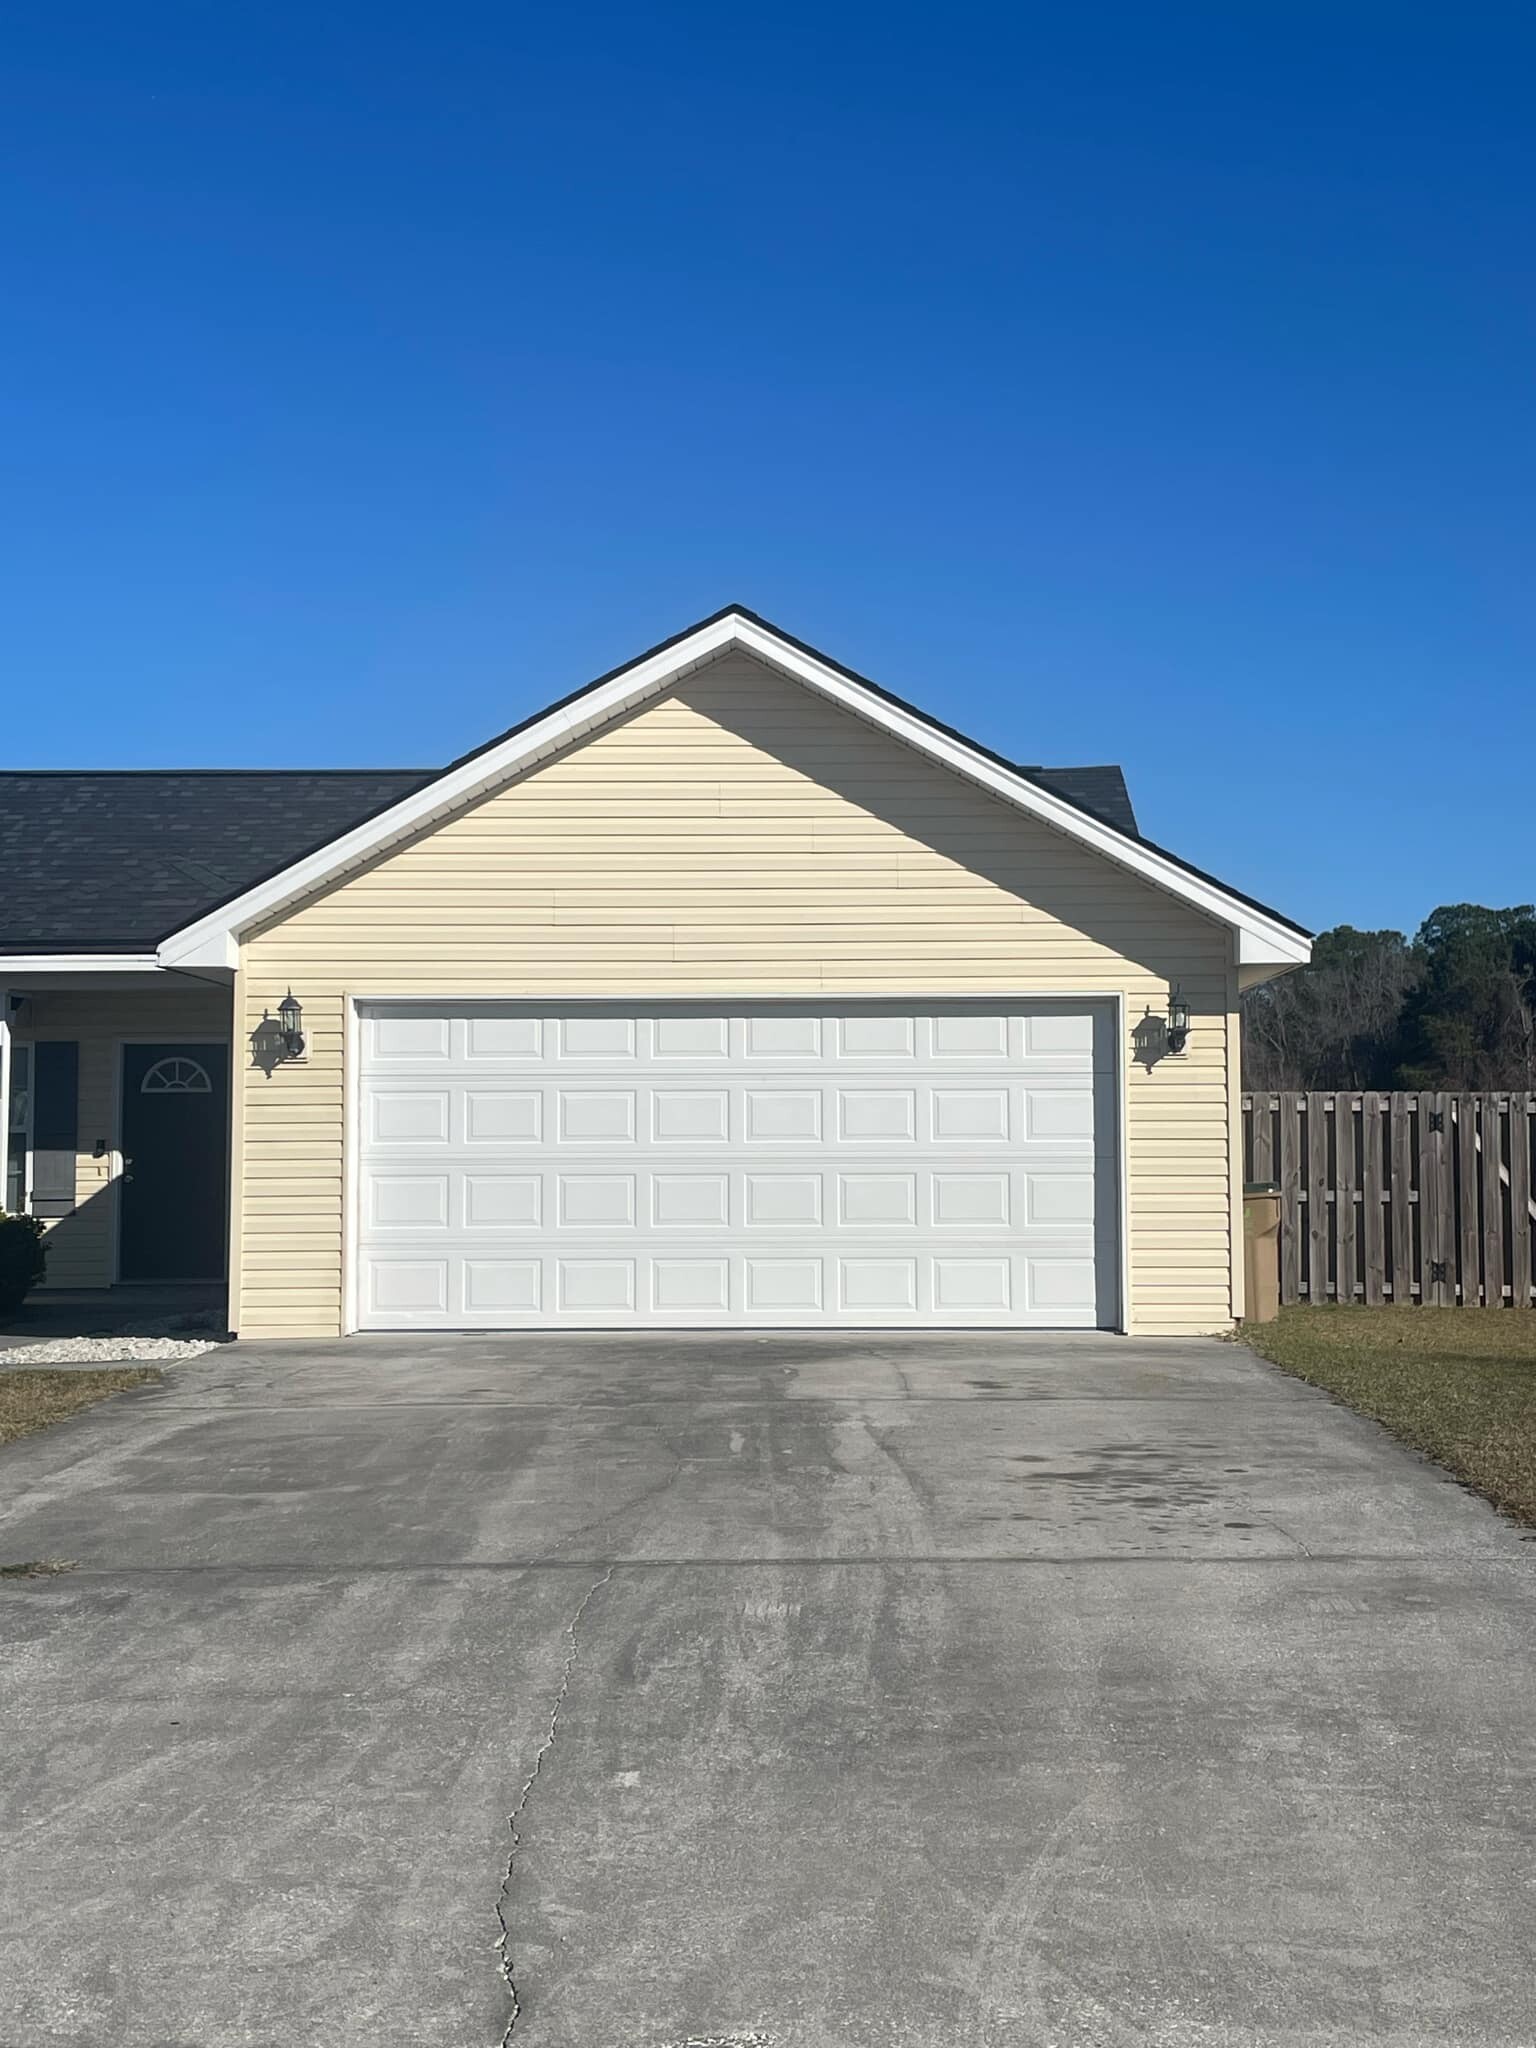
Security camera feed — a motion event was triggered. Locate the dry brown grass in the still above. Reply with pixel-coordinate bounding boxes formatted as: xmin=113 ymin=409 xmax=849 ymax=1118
xmin=0 ymin=1367 xmax=162 ymax=1448
xmin=1244 ymin=1307 xmax=1536 ymax=1526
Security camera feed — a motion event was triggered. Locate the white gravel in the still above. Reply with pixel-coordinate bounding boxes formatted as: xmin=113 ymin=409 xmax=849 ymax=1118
xmin=0 ymin=1335 xmax=221 ymax=1367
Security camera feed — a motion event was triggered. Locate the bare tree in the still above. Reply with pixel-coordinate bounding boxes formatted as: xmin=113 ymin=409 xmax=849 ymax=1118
xmin=1242 ymin=927 xmax=1419 ymax=1090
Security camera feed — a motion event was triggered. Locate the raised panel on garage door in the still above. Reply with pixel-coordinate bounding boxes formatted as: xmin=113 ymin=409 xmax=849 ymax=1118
xmin=355 ymin=1003 xmax=1116 ymax=1330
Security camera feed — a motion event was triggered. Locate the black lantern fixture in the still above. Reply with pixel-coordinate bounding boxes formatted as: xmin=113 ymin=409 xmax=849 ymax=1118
xmin=1165 ymin=986 xmax=1190 ymax=1056
xmin=277 ymin=989 xmax=306 ymax=1061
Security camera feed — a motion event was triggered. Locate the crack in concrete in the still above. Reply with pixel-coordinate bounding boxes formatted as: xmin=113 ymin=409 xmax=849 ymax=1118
xmin=540 ymin=1411 xmax=690 ymax=1562
xmin=1265 ymin=1513 xmax=1315 ymax=1558
xmin=494 ymin=1563 xmax=615 ymax=2043
xmin=887 ymin=1356 xmax=916 ymax=1401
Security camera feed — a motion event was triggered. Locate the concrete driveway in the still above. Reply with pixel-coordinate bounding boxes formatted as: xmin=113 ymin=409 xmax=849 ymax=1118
xmin=1 ymin=1333 xmax=1533 ymax=2048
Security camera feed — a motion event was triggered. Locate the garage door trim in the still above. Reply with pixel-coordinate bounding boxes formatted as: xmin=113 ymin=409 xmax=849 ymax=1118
xmin=341 ymin=994 xmax=1128 ymax=1334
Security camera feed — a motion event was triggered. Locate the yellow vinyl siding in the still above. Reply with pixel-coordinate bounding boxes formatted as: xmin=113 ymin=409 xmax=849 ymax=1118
xmin=16 ymin=988 xmax=230 ymax=1288
xmin=238 ymin=652 xmax=1237 ymax=1337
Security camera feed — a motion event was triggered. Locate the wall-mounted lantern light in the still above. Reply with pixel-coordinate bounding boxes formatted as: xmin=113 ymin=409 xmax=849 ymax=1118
xmin=277 ymin=990 xmax=306 ymax=1062
xmin=1165 ymin=986 xmax=1191 ymax=1056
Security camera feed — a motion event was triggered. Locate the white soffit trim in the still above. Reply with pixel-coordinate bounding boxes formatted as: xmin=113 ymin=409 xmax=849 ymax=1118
xmin=0 ymin=953 xmax=165 ymax=974
xmin=156 ymin=611 xmax=1311 ymax=969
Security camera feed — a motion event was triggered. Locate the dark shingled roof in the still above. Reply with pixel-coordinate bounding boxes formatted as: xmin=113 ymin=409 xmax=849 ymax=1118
xmin=1017 ymin=765 xmax=1138 ymax=838
xmin=0 ymin=756 xmax=1139 ymax=956
xmin=0 ymin=771 xmax=433 ymax=953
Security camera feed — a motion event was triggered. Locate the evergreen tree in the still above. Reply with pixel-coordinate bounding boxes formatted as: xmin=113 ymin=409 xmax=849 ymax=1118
xmin=1241 ymin=905 xmax=1536 ymax=1089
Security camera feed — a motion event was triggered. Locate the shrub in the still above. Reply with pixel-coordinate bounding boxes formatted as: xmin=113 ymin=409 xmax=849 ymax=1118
xmin=0 ymin=1213 xmax=47 ymax=1314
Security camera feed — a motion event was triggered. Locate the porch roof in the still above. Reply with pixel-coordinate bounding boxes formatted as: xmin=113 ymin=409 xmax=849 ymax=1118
xmin=0 ymin=769 xmax=430 ymax=955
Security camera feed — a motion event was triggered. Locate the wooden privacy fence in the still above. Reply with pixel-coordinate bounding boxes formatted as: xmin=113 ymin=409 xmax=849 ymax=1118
xmin=1243 ymin=1092 xmax=1535 ymax=1308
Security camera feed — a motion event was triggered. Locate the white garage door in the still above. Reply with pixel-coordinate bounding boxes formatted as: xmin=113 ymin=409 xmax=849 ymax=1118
xmin=354 ymin=1002 xmax=1116 ymax=1330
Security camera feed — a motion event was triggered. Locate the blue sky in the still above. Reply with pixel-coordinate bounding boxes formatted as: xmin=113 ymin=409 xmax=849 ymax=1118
xmin=5 ymin=5 xmax=1532 ymax=937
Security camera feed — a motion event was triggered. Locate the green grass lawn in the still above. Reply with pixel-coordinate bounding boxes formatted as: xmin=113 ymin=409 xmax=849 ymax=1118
xmin=0 ymin=1367 xmax=162 ymax=1449
xmin=1242 ymin=1307 xmax=1536 ymax=1527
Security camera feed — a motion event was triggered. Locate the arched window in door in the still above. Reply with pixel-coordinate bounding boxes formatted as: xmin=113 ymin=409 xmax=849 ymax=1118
xmin=139 ymin=1055 xmax=213 ymax=1095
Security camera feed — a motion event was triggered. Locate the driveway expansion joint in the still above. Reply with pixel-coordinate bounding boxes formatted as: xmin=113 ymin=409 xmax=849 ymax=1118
xmin=494 ymin=1563 xmax=615 ymax=2043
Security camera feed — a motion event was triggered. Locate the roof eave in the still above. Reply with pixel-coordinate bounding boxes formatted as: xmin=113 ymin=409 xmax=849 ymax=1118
xmin=0 ymin=951 xmax=166 ymax=974
xmin=0 ymin=952 xmax=196 ymax=993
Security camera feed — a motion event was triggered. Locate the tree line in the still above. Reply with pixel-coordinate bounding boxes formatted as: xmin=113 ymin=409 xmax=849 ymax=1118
xmin=1241 ymin=904 xmax=1536 ymax=1091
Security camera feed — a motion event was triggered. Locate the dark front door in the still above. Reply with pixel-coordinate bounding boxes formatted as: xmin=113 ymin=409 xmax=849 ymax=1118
xmin=119 ymin=1044 xmax=229 ymax=1282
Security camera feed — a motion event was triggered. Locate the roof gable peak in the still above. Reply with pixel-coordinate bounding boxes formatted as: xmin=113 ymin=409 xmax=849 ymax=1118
xmin=151 ymin=606 xmax=1309 ymax=972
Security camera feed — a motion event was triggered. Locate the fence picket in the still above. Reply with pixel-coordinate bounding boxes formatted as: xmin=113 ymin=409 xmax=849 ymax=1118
xmin=1361 ymin=1093 xmax=1386 ymax=1305
xmin=1306 ymin=1092 xmax=1331 ymax=1302
xmin=1457 ymin=1097 xmax=1481 ymax=1304
xmin=1480 ymin=1094 xmax=1504 ymax=1306
xmin=1391 ymin=1093 xmax=1415 ymax=1301
xmin=1279 ymin=1094 xmax=1303 ymax=1305
xmin=1427 ymin=1093 xmax=1454 ymax=1304
xmin=1250 ymin=1094 xmax=1274 ymax=1183
xmin=1511 ymin=1096 xmax=1533 ymax=1309
xmin=1337 ymin=1093 xmax=1358 ymax=1303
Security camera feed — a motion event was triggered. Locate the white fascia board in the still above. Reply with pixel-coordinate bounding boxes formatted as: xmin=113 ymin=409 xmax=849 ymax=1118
xmin=154 ymin=610 xmax=1310 ymax=969
xmin=1236 ymin=926 xmax=1312 ymax=970
xmin=0 ymin=952 xmax=165 ymax=974
xmin=157 ymin=929 xmax=239 ymax=970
